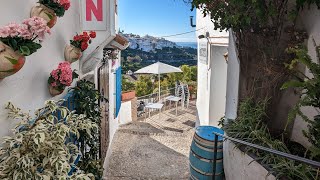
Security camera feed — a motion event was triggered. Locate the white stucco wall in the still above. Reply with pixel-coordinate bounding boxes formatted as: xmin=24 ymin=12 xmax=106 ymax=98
xmin=196 ymin=9 xmax=229 ymax=127
xmin=0 ymin=0 xmax=117 ymax=140
xmin=224 ymin=140 xmax=276 ymax=180
xmin=208 ymin=46 xmax=228 ymax=126
xmin=290 ymin=5 xmax=320 ymax=148
xmin=119 ymin=101 xmax=132 ymax=125
xmin=0 ymin=0 xmax=81 ymax=138
xmin=225 ymin=31 xmax=240 ymax=120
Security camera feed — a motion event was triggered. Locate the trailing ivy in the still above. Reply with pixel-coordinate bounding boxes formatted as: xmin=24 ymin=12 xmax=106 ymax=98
xmin=70 ymin=80 xmax=105 ymax=180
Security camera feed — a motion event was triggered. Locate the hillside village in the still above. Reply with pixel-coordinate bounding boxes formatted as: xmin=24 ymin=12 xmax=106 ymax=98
xmin=122 ymin=33 xmax=178 ymax=52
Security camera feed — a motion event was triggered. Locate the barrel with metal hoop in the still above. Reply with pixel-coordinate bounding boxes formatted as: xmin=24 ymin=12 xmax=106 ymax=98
xmin=189 ymin=126 xmax=224 ymax=180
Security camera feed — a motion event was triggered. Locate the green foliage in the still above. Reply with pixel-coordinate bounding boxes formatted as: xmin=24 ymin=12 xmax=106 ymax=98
xmin=191 ymin=0 xmax=319 ymax=32
xmin=282 ymin=45 xmax=320 ymax=161
xmin=223 ymin=99 xmax=318 ymax=179
xmin=39 ymin=0 xmax=66 ymax=17
xmin=296 ymin=0 xmax=320 ymax=10
xmin=0 ymin=37 xmax=42 ymax=56
xmin=0 ymin=100 xmax=96 ymax=179
xmin=122 ymin=77 xmax=136 ymax=92
xmin=135 ymin=76 xmax=153 ymax=97
xmin=121 ymin=47 xmax=197 ymax=73
xmin=70 ymin=80 xmax=105 ymax=179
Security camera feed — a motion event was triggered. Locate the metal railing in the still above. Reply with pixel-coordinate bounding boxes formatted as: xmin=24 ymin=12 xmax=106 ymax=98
xmin=210 ymin=131 xmax=320 ymax=180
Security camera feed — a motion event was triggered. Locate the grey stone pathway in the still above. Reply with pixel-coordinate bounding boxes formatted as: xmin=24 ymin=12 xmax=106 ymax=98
xmin=103 ymin=102 xmax=197 ymax=180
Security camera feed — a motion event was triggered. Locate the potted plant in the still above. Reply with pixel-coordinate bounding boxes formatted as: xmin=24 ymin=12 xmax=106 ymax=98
xmin=0 ymin=100 xmax=96 ymax=179
xmin=64 ymin=31 xmax=96 ymax=63
xmin=30 ymin=0 xmax=71 ymax=28
xmin=48 ymin=62 xmax=78 ymax=96
xmin=0 ymin=17 xmax=50 ymax=79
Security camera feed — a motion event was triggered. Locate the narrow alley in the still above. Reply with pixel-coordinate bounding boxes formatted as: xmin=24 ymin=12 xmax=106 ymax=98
xmin=104 ymin=102 xmax=197 ymax=179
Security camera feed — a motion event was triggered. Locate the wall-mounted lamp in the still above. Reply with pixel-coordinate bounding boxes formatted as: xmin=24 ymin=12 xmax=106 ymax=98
xmin=190 ymin=16 xmax=196 ymax=28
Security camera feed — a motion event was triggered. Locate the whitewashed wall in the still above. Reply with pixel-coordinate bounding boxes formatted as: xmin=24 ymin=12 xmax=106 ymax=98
xmin=224 ymin=140 xmax=276 ymax=180
xmin=225 ymin=31 xmax=240 ymax=120
xmin=291 ymin=5 xmax=320 ymax=148
xmin=196 ymin=9 xmax=229 ymax=127
xmin=0 ymin=0 xmax=117 ymax=139
xmin=208 ymin=46 xmax=228 ymax=126
xmin=119 ymin=101 xmax=132 ymax=125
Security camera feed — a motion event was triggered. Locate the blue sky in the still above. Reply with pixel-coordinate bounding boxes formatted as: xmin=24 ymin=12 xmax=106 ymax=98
xmin=118 ymin=0 xmax=196 ymax=42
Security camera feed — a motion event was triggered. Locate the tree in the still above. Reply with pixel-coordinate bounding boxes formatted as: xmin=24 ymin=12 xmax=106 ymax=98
xmin=191 ymin=0 xmax=314 ymax=134
xmin=135 ymin=76 xmax=153 ymax=96
xmin=122 ymin=77 xmax=135 ymax=92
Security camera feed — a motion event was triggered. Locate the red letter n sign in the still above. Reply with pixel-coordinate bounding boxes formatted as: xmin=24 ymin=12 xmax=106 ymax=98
xmin=86 ymin=0 xmax=103 ymax=21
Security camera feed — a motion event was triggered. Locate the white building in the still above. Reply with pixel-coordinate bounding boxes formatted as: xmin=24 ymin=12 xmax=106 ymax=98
xmin=195 ymin=9 xmax=238 ymax=127
xmin=0 ymin=0 xmax=129 ymax=160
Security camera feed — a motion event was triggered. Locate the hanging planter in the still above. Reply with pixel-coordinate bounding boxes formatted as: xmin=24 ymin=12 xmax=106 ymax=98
xmin=0 ymin=17 xmax=50 ymax=79
xmin=48 ymin=62 xmax=78 ymax=96
xmin=48 ymin=84 xmax=64 ymax=96
xmin=64 ymin=31 xmax=96 ymax=63
xmin=0 ymin=41 xmax=26 ymax=79
xmin=31 ymin=0 xmax=71 ymax=28
xmin=64 ymin=45 xmax=82 ymax=63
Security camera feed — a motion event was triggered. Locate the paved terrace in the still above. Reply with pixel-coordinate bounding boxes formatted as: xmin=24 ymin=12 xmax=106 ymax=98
xmin=104 ymin=101 xmax=197 ymax=179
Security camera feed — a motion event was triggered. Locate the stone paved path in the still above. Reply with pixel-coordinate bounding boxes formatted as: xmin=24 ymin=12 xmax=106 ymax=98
xmin=103 ymin=102 xmax=197 ymax=180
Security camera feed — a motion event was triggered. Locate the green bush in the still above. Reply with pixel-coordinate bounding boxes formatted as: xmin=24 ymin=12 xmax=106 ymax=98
xmin=0 ymin=100 xmax=96 ymax=179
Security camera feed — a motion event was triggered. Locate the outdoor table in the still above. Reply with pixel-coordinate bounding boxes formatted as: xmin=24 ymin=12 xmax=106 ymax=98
xmin=164 ymin=96 xmax=182 ymax=115
xmin=145 ymin=103 xmax=164 ymax=119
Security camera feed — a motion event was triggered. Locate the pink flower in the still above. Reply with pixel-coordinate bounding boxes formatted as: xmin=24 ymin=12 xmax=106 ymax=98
xmin=7 ymin=23 xmax=20 ymax=37
xmin=17 ymin=24 xmax=33 ymax=39
xmin=51 ymin=69 xmax=59 ymax=80
xmin=0 ymin=26 xmax=10 ymax=38
xmin=50 ymin=62 xmax=75 ymax=87
xmin=51 ymin=82 xmax=57 ymax=87
xmin=23 ymin=17 xmax=50 ymax=40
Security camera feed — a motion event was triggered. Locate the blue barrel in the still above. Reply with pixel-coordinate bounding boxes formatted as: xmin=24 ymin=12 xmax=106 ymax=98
xmin=189 ymin=126 xmax=224 ymax=180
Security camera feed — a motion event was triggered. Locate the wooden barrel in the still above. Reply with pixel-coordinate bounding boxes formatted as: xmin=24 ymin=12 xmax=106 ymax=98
xmin=189 ymin=126 xmax=224 ymax=180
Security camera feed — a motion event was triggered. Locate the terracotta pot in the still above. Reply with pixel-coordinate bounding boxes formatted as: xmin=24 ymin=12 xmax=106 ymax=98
xmin=122 ymin=91 xmax=136 ymax=101
xmin=0 ymin=41 xmax=26 ymax=79
xmin=48 ymin=85 xmax=63 ymax=96
xmin=64 ymin=45 xmax=82 ymax=63
xmin=30 ymin=4 xmax=57 ymax=28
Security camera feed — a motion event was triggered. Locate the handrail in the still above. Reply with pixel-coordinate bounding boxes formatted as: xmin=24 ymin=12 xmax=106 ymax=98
xmin=212 ymin=132 xmax=320 ymax=168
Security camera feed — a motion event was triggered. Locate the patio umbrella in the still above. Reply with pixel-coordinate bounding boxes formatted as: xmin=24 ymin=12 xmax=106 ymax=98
xmin=134 ymin=61 xmax=182 ymax=101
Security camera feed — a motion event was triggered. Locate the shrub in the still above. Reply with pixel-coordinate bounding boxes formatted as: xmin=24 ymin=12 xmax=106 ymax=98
xmin=0 ymin=100 xmax=96 ymax=179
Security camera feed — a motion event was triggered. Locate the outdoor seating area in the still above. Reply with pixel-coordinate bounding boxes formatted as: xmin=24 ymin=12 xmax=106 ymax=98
xmin=136 ymin=82 xmax=191 ymax=121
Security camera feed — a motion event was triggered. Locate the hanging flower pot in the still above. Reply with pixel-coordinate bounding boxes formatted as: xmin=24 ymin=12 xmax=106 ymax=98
xmin=30 ymin=5 xmax=57 ymax=28
xmin=65 ymin=31 xmax=96 ymax=63
xmin=0 ymin=17 xmax=50 ymax=79
xmin=48 ymin=84 xmax=64 ymax=96
xmin=0 ymin=41 xmax=26 ymax=79
xmin=31 ymin=0 xmax=71 ymax=28
xmin=64 ymin=45 xmax=82 ymax=63
xmin=48 ymin=62 xmax=78 ymax=96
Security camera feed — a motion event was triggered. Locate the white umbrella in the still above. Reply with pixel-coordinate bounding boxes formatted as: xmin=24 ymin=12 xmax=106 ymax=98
xmin=135 ymin=61 xmax=182 ymax=101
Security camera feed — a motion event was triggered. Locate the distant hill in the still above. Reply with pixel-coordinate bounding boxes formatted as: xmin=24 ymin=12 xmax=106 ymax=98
xmin=120 ymin=33 xmax=197 ymax=74
xmin=122 ymin=33 xmax=178 ymax=52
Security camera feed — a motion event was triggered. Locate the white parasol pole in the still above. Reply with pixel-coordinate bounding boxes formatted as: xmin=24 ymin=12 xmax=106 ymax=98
xmin=158 ymin=73 xmax=161 ymax=102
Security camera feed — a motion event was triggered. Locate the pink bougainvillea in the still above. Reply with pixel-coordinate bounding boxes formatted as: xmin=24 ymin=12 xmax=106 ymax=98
xmin=48 ymin=62 xmax=78 ymax=91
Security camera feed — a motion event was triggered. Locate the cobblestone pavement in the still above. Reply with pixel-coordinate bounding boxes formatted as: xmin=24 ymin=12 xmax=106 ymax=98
xmin=104 ymin=101 xmax=197 ymax=180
